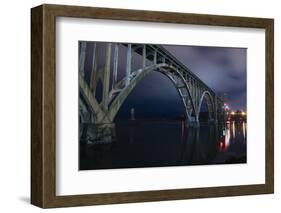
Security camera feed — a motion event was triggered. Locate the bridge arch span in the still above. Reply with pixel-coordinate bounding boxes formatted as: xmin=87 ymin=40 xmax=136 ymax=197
xmin=197 ymin=90 xmax=215 ymax=122
xmin=108 ymin=63 xmax=197 ymax=122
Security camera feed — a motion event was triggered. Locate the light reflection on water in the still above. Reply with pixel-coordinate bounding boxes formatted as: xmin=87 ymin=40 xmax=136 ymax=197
xmin=232 ymin=122 xmax=236 ymax=138
xmin=243 ymin=122 xmax=246 ymax=141
xmin=79 ymin=120 xmax=247 ymax=170
xmin=218 ymin=121 xmax=247 ymax=153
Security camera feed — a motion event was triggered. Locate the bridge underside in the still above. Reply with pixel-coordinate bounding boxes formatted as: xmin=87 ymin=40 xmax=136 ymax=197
xmin=79 ymin=42 xmax=225 ymax=144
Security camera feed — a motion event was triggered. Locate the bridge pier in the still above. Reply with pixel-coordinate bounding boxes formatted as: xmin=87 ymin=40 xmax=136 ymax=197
xmin=187 ymin=119 xmax=200 ymax=128
xmin=208 ymin=119 xmax=218 ymax=125
xmin=80 ymin=122 xmax=116 ymax=145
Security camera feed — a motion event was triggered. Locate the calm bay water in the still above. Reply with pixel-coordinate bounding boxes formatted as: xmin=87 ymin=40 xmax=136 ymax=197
xmin=79 ymin=120 xmax=247 ymax=170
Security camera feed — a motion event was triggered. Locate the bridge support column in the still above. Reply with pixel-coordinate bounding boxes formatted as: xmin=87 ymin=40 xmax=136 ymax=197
xmin=142 ymin=44 xmax=146 ymax=68
xmin=153 ymin=50 xmax=157 ymax=64
xmin=113 ymin=43 xmax=119 ymax=89
xmin=125 ymin=44 xmax=132 ymax=86
xmin=79 ymin=41 xmax=87 ymax=77
xmin=101 ymin=43 xmax=112 ymax=111
xmin=90 ymin=42 xmax=97 ymax=93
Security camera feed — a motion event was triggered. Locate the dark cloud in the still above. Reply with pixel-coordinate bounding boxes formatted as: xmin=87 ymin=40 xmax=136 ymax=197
xmin=163 ymin=45 xmax=246 ymax=111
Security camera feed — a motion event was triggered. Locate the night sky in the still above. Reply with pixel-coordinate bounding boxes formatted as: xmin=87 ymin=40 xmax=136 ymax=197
xmin=82 ymin=42 xmax=247 ymax=120
xmin=163 ymin=45 xmax=247 ymax=111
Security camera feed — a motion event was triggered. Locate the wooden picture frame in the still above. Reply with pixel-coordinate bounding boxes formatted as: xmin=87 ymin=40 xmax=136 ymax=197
xmin=31 ymin=4 xmax=274 ymax=208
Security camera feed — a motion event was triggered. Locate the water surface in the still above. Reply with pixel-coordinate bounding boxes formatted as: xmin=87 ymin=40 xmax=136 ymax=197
xmin=79 ymin=120 xmax=246 ymax=170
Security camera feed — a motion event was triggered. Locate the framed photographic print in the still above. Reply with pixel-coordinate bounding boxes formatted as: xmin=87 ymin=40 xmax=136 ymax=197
xmin=31 ymin=4 xmax=274 ymax=208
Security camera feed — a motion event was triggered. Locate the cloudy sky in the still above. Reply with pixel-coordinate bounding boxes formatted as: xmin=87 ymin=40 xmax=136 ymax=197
xmin=82 ymin=42 xmax=246 ymax=120
xmin=163 ymin=45 xmax=247 ymax=111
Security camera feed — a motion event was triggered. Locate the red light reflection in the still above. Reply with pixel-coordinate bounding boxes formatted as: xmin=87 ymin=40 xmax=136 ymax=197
xmin=218 ymin=122 xmax=231 ymax=152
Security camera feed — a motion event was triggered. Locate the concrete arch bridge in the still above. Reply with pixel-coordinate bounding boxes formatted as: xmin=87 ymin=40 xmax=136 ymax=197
xmin=79 ymin=42 xmax=224 ymax=143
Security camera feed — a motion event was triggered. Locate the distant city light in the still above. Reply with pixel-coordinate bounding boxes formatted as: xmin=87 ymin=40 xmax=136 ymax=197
xmin=231 ymin=111 xmax=235 ymax=115
xmin=223 ymin=103 xmax=230 ymax=110
xmin=241 ymin=111 xmax=246 ymax=116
